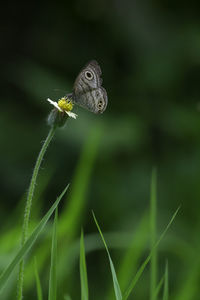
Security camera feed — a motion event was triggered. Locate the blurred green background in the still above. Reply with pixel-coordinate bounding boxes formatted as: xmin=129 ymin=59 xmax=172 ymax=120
xmin=1 ymin=1 xmax=200 ymax=299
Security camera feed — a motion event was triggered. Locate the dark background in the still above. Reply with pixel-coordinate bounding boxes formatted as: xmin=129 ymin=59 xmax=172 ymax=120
xmin=1 ymin=1 xmax=200 ymax=299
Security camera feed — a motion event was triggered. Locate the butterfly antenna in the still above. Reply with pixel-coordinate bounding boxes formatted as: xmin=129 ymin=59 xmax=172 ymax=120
xmin=53 ymin=88 xmax=67 ymax=93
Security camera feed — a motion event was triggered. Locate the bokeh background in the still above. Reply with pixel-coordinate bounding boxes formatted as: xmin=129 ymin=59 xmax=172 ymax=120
xmin=1 ymin=1 xmax=200 ymax=299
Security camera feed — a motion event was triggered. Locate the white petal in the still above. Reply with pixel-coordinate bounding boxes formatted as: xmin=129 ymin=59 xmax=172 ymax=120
xmin=47 ymin=98 xmax=63 ymax=112
xmin=65 ymin=111 xmax=78 ymax=119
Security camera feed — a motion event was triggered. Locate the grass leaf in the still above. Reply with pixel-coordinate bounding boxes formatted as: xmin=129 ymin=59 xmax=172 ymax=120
xmin=172 ymin=254 xmax=200 ymax=300
xmin=163 ymin=261 xmax=168 ymax=300
xmin=48 ymin=208 xmax=58 ymax=300
xmin=0 ymin=183 xmax=69 ymax=293
xmin=111 ymin=212 xmax=149 ymax=299
xmin=34 ymin=257 xmax=43 ymax=300
xmin=150 ymin=168 xmax=157 ymax=300
xmin=122 ymin=206 xmax=180 ymax=300
xmin=80 ymin=230 xmax=89 ymax=300
xmin=92 ymin=212 xmax=122 ymax=300
xmin=153 ymin=274 xmax=165 ymax=299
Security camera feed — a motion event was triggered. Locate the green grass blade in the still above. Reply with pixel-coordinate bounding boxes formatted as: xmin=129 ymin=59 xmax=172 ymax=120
xmin=59 ymin=124 xmax=103 ymax=238
xmin=163 ymin=261 xmax=168 ymax=300
xmin=112 ymin=213 xmax=148 ymax=297
xmin=34 ymin=257 xmax=43 ymax=300
xmin=56 ymin=126 xmax=103 ymax=291
xmin=92 ymin=212 xmax=122 ymax=300
xmin=153 ymin=274 xmax=165 ymax=299
xmin=0 ymin=183 xmax=69 ymax=293
xmin=80 ymin=230 xmax=89 ymax=300
xmin=48 ymin=208 xmax=58 ymax=300
xmin=150 ymin=168 xmax=157 ymax=300
xmin=172 ymin=254 xmax=200 ymax=300
xmin=122 ymin=206 xmax=180 ymax=300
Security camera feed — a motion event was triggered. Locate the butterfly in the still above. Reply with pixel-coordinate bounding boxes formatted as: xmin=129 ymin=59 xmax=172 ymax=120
xmin=67 ymin=60 xmax=108 ymax=114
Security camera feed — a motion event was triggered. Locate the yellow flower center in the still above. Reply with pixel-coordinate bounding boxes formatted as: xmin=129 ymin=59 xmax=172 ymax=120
xmin=58 ymin=97 xmax=73 ymax=112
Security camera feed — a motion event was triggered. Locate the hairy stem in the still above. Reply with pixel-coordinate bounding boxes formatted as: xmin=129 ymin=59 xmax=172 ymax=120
xmin=17 ymin=126 xmax=56 ymax=300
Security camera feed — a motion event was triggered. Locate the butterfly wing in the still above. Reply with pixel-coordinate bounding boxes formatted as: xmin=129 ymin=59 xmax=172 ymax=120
xmin=74 ymin=87 xmax=108 ymax=114
xmin=72 ymin=60 xmax=107 ymax=113
xmin=73 ymin=60 xmax=102 ymax=96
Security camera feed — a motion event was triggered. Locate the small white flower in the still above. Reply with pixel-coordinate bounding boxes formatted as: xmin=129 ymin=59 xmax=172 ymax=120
xmin=47 ymin=98 xmax=78 ymax=119
xmin=47 ymin=98 xmax=62 ymax=111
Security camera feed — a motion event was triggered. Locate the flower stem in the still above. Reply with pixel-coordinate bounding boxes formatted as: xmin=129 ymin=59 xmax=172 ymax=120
xmin=17 ymin=125 xmax=56 ymax=300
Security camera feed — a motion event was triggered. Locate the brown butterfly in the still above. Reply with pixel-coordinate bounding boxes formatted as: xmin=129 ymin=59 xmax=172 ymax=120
xmin=67 ymin=60 xmax=108 ymax=114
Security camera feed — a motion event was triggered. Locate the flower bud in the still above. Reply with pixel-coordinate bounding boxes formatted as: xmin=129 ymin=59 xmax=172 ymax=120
xmin=47 ymin=108 xmax=68 ymax=127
